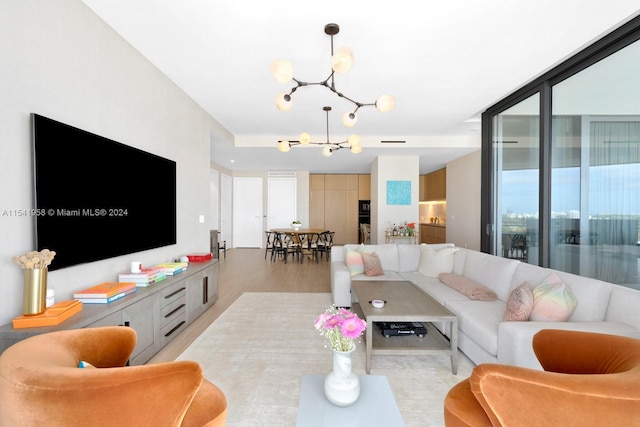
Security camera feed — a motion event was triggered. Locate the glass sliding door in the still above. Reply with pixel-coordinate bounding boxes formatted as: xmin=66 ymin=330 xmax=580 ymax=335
xmin=491 ymin=94 xmax=540 ymax=264
xmin=484 ymin=17 xmax=640 ymax=290
xmin=551 ymin=39 xmax=640 ymax=284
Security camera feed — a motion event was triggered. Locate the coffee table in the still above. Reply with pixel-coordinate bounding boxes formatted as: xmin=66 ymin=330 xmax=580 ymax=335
xmin=296 ymin=374 xmax=405 ymax=426
xmin=352 ymin=280 xmax=458 ymax=374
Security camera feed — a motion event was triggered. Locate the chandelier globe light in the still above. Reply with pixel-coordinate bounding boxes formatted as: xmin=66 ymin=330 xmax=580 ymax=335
xmin=270 ymin=23 xmax=395 ymax=127
xmin=277 ymin=106 xmax=362 ymax=156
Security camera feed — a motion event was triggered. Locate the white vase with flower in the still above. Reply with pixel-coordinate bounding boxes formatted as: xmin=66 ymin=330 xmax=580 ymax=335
xmin=314 ymin=305 xmax=367 ymax=406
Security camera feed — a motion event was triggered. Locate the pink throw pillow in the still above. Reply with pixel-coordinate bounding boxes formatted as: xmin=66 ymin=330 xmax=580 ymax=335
xmin=438 ymin=273 xmax=497 ymax=301
xmin=503 ymin=282 xmax=534 ymax=321
xmin=362 ymin=252 xmax=384 ymax=276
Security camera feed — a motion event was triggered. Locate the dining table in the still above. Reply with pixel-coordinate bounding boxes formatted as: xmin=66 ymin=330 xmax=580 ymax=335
xmin=269 ymin=228 xmax=329 ymax=262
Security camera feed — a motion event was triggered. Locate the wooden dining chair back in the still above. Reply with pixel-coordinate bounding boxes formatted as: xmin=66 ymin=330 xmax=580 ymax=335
xmin=292 ymin=233 xmax=309 ymax=263
xmin=271 ymin=232 xmax=289 ymax=263
xmin=264 ymin=231 xmax=275 ymax=260
xmin=306 ymin=232 xmax=321 ymax=263
xmin=316 ymin=231 xmax=334 ymax=261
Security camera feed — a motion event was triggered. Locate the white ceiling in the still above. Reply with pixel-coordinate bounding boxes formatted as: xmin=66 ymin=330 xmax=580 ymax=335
xmin=80 ymin=0 xmax=640 ymax=174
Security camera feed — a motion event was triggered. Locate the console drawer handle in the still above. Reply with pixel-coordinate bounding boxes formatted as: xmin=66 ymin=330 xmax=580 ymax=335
xmin=164 ymin=320 xmax=186 ymax=337
xmin=164 ymin=287 xmax=186 ymax=299
xmin=164 ymin=304 xmax=185 ymax=318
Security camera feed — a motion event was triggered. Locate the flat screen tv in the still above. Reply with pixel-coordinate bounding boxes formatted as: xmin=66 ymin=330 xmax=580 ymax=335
xmin=32 ymin=114 xmax=177 ymax=271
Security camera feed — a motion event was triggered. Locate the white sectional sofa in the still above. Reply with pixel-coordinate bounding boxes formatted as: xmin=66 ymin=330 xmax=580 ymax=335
xmin=331 ymin=243 xmax=640 ymax=369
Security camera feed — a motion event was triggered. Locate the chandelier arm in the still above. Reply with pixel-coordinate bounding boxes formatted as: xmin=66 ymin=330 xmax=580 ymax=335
xmin=274 ymin=23 xmax=394 ymax=121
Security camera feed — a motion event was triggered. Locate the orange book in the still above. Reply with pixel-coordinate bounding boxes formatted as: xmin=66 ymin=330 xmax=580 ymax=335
xmin=12 ymin=300 xmax=82 ymax=329
xmin=73 ymin=281 xmax=136 ymax=299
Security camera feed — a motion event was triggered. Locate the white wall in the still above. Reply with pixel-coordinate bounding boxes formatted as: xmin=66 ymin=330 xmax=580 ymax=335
xmin=0 ymin=0 xmax=228 ymax=325
xmin=371 ymin=156 xmax=420 ymax=244
xmin=446 ymin=150 xmax=482 ymax=250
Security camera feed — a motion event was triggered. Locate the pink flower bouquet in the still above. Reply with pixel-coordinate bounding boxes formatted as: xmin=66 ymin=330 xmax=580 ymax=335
xmin=314 ymin=305 xmax=367 ymax=351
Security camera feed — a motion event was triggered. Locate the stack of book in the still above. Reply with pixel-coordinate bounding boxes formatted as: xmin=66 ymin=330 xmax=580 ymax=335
xmin=155 ymin=262 xmax=188 ymax=275
xmin=118 ymin=266 xmax=167 ymax=287
xmin=73 ymin=282 xmax=137 ymax=304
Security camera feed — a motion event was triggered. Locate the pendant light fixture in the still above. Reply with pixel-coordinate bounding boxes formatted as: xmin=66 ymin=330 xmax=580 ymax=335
xmin=271 ymin=23 xmax=395 ymax=128
xmin=277 ymin=106 xmax=362 ymax=156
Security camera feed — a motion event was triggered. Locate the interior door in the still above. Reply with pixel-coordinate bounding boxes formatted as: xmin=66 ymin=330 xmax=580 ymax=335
xmin=268 ymin=177 xmax=296 ymax=229
xmin=233 ymin=177 xmax=262 ymax=247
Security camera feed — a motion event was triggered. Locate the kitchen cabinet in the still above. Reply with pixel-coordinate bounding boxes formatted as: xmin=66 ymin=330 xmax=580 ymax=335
xmin=310 ymin=174 xmax=361 ymax=244
xmin=425 ymin=168 xmax=446 ymax=201
xmin=421 ymin=224 xmax=446 ymax=244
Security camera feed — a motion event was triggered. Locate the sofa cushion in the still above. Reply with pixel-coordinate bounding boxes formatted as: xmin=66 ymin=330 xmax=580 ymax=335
xmin=462 ymin=250 xmax=519 ymax=301
xmin=402 ymin=272 xmax=470 ymax=306
xmin=605 ymin=285 xmax=640 ymax=330
xmin=530 ymin=273 xmax=577 ymax=322
xmin=503 ymin=283 xmax=534 ymax=321
xmin=417 ymin=244 xmax=458 ymax=277
xmin=445 ymin=299 xmax=506 ymax=357
xmin=362 ymin=252 xmax=384 ymax=276
xmin=351 ymin=272 xmax=405 ymax=282
xmin=397 ymin=243 xmax=454 ymax=272
xmin=438 ymin=273 xmax=497 ymax=301
xmin=345 ymin=248 xmax=364 ymax=276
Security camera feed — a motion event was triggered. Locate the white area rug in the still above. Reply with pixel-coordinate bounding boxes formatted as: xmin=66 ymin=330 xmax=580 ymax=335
xmin=177 ymin=292 xmax=474 ymax=427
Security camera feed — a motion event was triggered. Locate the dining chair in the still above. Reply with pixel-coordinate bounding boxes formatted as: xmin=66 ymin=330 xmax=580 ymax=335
xmin=271 ymin=232 xmax=289 ymax=263
xmin=292 ymin=233 xmax=308 ymax=263
xmin=317 ymin=231 xmax=334 ymax=261
xmin=264 ymin=231 xmax=275 ymax=260
xmin=306 ymin=233 xmax=321 ymax=263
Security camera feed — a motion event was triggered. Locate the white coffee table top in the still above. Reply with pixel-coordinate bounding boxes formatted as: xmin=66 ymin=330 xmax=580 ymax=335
xmin=296 ymin=374 xmax=405 ymax=427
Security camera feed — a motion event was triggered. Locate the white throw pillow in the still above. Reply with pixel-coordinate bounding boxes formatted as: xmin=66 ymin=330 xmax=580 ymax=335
xmin=417 ymin=244 xmax=458 ymax=277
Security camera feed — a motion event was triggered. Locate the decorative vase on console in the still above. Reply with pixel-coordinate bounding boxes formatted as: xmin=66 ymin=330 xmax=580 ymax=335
xmin=12 ymin=249 xmax=56 ymax=316
xmin=314 ymin=305 xmax=367 ymax=407
xmin=324 ymin=342 xmax=360 ymax=406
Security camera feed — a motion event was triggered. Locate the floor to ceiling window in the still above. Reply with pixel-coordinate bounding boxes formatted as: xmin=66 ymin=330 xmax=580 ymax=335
xmin=491 ymin=94 xmax=540 ymax=264
xmin=483 ymin=16 xmax=640 ymax=290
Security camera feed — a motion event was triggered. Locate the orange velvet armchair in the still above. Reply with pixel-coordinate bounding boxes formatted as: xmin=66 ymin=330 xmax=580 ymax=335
xmin=444 ymin=329 xmax=640 ymax=426
xmin=0 ymin=326 xmax=227 ymax=427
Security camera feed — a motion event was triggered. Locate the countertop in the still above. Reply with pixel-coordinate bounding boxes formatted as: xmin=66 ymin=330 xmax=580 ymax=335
xmin=420 ymin=223 xmax=446 ymax=227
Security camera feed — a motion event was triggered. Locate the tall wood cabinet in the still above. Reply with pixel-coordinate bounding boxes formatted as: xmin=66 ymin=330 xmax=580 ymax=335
xmin=420 ymin=168 xmax=446 ymax=201
xmin=310 ymin=174 xmax=370 ymax=244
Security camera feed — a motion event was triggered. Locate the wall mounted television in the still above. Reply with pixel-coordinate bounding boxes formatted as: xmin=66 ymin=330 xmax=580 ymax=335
xmin=32 ymin=114 xmax=177 ymax=271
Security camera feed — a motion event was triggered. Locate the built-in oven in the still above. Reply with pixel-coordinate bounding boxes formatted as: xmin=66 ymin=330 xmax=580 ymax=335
xmin=358 ymin=200 xmax=370 ymax=243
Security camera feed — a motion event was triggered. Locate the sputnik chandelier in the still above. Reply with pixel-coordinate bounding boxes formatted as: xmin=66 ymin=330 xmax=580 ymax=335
xmin=270 ymin=23 xmax=395 ymax=129
xmin=277 ymin=106 xmax=362 ymax=157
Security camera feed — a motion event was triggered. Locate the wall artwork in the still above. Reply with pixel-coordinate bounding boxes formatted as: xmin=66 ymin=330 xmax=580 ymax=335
xmin=386 ymin=180 xmax=411 ymax=205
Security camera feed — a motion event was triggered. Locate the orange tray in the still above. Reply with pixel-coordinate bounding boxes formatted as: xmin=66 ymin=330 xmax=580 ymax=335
xmin=12 ymin=300 xmax=83 ymax=329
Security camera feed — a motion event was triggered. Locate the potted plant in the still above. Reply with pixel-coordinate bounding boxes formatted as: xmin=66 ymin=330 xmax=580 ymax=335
xmin=291 ymin=220 xmax=302 ymax=230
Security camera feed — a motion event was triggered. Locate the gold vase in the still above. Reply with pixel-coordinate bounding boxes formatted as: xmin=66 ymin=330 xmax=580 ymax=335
xmin=23 ymin=268 xmax=48 ymax=316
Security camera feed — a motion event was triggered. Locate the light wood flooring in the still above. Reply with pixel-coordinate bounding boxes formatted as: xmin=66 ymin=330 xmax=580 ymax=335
xmin=148 ymin=248 xmax=332 ymax=363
